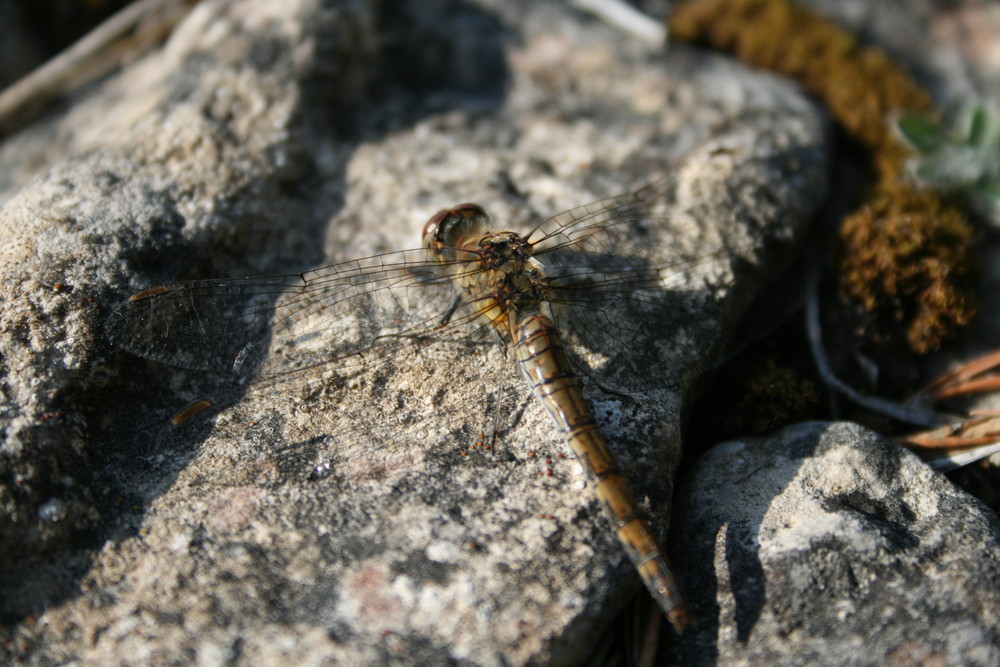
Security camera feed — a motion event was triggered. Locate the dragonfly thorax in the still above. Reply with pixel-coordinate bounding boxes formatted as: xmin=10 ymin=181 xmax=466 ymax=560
xmin=493 ymin=265 xmax=551 ymax=312
xmin=477 ymin=231 xmax=532 ymax=270
xmin=472 ymin=232 xmax=553 ymax=329
xmin=423 ymin=204 xmax=549 ymax=321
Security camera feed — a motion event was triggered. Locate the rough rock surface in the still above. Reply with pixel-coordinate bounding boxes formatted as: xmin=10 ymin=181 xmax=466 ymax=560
xmin=0 ymin=0 xmax=831 ymax=664
xmin=2 ymin=0 xmax=998 ymax=665
xmin=669 ymin=422 xmax=1000 ymax=665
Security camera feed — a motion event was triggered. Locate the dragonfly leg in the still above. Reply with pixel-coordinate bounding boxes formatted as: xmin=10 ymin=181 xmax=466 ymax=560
xmin=438 ymin=293 xmax=464 ymax=326
xmin=490 ymin=328 xmax=509 ymax=358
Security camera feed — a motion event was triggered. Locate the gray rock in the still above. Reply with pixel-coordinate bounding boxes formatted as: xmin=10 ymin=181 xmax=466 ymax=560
xmin=0 ymin=0 xmax=378 ymax=621
xmin=670 ymin=422 xmax=1000 ymax=666
xmin=0 ymin=0 xmax=828 ymax=665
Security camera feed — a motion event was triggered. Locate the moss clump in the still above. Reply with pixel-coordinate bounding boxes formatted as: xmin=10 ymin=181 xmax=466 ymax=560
xmin=838 ymin=188 xmax=975 ymax=354
xmin=672 ymin=0 xmax=932 ymax=167
xmin=671 ymin=0 xmax=976 ymax=360
xmin=737 ymin=360 xmax=821 ymax=434
xmin=687 ymin=352 xmax=822 ymax=447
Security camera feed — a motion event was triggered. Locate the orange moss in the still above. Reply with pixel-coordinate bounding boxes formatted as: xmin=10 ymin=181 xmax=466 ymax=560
xmin=839 ymin=189 xmax=975 ymax=354
xmin=671 ymin=0 xmax=931 ymax=175
xmin=671 ymin=0 xmax=976 ymax=358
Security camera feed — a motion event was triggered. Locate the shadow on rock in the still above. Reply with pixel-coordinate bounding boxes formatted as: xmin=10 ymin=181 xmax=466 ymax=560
xmin=0 ymin=0 xmax=507 ymax=625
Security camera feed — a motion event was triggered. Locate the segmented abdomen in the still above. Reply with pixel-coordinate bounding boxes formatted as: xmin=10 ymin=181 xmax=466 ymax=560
xmin=511 ymin=312 xmax=690 ymax=633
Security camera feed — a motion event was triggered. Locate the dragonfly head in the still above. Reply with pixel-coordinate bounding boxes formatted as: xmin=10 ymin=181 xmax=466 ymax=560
xmin=423 ymin=203 xmax=488 ymax=259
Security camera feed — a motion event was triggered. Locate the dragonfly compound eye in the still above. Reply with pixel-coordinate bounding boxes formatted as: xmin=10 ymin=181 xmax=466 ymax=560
xmin=422 ymin=209 xmax=450 ymax=246
xmin=450 ymin=203 xmax=486 ymax=217
xmin=422 ymin=203 xmax=488 ymax=251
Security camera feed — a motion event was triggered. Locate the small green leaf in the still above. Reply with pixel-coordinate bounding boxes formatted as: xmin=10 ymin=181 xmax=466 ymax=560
xmin=903 ymin=104 xmax=1000 ymax=206
xmin=896 ymin=112 xmax=947 ymax=154
xmin=963 ymin=104 xmax=1000 ymax=148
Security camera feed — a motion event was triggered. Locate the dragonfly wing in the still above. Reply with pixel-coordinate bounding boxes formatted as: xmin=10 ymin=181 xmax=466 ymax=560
xmin=108 ymin=273 xmax=300 ymax=375
xmin=549 ymin=262 xmax=724 ymax=393
xmin=108 ymin=249 xmax=494 ymax=385
xmin=532 ymin=174 xmax=730 ymax=392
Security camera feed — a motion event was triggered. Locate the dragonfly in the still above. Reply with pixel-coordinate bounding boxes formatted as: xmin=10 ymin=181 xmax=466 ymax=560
xmin=108 ymin=174 xmax=727 ymax=634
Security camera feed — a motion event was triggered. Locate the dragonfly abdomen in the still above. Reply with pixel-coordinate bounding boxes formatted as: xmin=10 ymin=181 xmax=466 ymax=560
xmin=511 ymin=314 xmax=691 ymax=633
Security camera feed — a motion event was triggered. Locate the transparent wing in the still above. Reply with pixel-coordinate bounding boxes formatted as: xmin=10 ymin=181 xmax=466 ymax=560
xmin=529 ymin=175 xmax=729 ymax=392
xmin=110 ymin=174 xmax=730 ymax=400
xmin=107 ymin=249 xmax=496 ymax=387
xmin=525 ymin=175 xmax=680 ymax=253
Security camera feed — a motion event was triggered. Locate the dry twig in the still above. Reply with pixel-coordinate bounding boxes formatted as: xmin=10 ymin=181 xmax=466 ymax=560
xmin=0 ymin=0 xmax=200 ymax=135
xmin=805 ymin=286 xmax=954 ymax=428
xmin=571 ymin=0 xmax=667 ymax=47
xmin=901 ymin=354 xmax=1000 ymax=471
xmin=912 ymin=349 xmax=1000 ymax=402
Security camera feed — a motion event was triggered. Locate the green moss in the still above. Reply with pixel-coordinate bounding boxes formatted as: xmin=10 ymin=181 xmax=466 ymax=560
xmin=738 ymin=360 xmax=822 ymax=434
xmin=687 ymin=352 xmax=822 ymax=445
